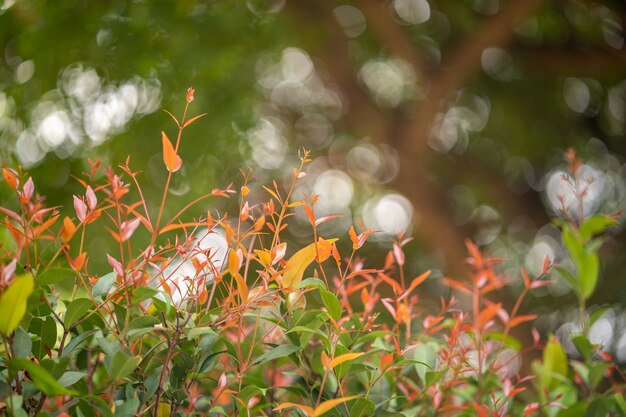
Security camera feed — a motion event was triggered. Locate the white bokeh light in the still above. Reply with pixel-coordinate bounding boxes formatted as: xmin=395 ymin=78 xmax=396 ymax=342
xmin=362 ymin=193 xmax=414 ymax=235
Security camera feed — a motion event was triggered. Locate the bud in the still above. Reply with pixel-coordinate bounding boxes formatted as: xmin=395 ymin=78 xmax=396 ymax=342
xmin=186 ymin=87 xmax=195 ymax=103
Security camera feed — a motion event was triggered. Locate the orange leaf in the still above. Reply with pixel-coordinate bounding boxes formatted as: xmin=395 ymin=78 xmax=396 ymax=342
xmin=162 ymin=131 xmax=182 ymax=173
xmin=508 ymin=314 xmax=538 ymax=328
xmin=314 ymin=396 xmax=360 ymax=417
xmin=328 ymin=352 xmax=364 ymax=369
xmin=477 ymin=303 xmax=502 ymax=328
xmin=282 ymin=238 xmax=338 ymax=288
xmin=274 ymin=403 xmax=314 ymax=417
xmin=183 ymin=113 xmax=207 ymax=128
xmin=399 ymin=270 xmax=431 ymax=301
xmin=61 ymin=216 xmax=77 ymax=243
xmin=2 ymin=168 xmax=18 ymax=189
xmin=233 ymin=273 xmax=248 ymax=303
xmin=380 ymin=352 xmax=394 ymax=369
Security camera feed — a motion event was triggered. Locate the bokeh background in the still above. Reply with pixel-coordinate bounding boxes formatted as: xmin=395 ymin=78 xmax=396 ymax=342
xmin=1 ymin=0 xmax=625 ymax=359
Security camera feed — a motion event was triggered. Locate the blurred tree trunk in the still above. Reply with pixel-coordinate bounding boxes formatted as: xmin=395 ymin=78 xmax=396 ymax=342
xmin=286 ymin=0 xmax=545 ymax=274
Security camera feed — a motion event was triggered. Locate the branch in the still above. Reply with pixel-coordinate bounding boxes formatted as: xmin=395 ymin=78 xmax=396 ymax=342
xmin=518 ymin=46 xmax=626 ymax=76
xmin=359 ymin=0 xmax=426 ymax=77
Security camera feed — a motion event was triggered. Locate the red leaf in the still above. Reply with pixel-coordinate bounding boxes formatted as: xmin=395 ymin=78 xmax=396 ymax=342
xmin=162 ymin=131 xmax=182 ymax=173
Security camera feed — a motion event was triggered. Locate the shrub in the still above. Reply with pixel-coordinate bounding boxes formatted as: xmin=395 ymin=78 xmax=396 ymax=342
xmin=0 ymin=91 xmax=624 ymax=417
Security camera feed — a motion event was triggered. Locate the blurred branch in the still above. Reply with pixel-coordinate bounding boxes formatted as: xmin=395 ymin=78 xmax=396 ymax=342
xmin=359 ymin=0 xmax=426 ymax=77
xmin=518 ymin=46 xmax=626 ymax=76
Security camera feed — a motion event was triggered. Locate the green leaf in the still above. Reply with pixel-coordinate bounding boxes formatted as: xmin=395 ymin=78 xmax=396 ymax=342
xmin=540 ymin=337 xmax=568 ymax=389
xmin=555 ymin=266 xmax=580 ymax=294
xmin=38 ymin=268 xmax=75 ymax=286
xmin=13 ymin=327 xmax=32 ymax=358
xmin=424 ymin=369 xmax=448 ymax=388
xmin=92 ymin=272 xmax=117 ymax=298
xmin=57 ymin=371 xmax=86 ymax=387
xmin=0 ymin=274 xmax=34 ymax=335
xmin=588 ymin=362 xmax=610 ymax=391
xmin=486 ymin=332 xmax=522 ymax=351
xmin=579 ymin=215 xmax=616 ymax=241
xmin=589 ymin=306 xmax=611 ymax=328
xmin=108 ymin=351 xmax=141 ymax=381
xmin=60 ymin=329 xmax=98 ymax=356
xmin=6 ymin=395 xmax=28 ymax=417
xmin=238 ymin=385 xmax=267 ymax=402
xmin=319 ymin=288 xmax=341 ymax=321
xmin=133 ymin=286 xmax=160 ymax=303
xmin=579 ymin=253 xmax=599 ymax=300
xmin=296 ymin=278 xmax=327 ymax=289
xmin=9 ymin=358 xmax=76 ymax=396
xmin=30 ymin=316 xmax=57 ymax=359
xmin=64 ymin=298 xmax=94 ymax=328
xmin=253 ymin=344 xmax=300 ymax=366
xmin=571 ymin=335 xmax=593 ymax=361
xmin=349 ymin=398 xmax=375 ymax=417
xmin=188 ymin=327 xmax=217 ymax=340
xmin=584 ymin=398 xmax=609 ymax=417
xmin=561 ymin=226 xmax=600 ymax=299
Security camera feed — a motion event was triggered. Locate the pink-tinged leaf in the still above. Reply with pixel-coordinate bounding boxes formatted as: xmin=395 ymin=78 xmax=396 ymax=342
xmin=521 ymin=268 xmax=531 ymax=289
xmin=0 ymin=207 xmax=21 ymax=222
xmin=120 ymin=218 xmax=141 ymax=242
xmin=162 ymin=131 xmax=182 ymax=173
xmin=19 ymin=177 xmax=34 ymax=203
xmin=217 ymin=372 xmax=227 ymax=391
xmin=315 ymin=215 xmax=341 ymax=226
xmin=107 ymin=254 xmax=124 ymax=277
xmin=2 ymin=259 xmax=16 ymax=282
xmin=392 ymin=243 xmax=404 ymax=266
xmin=523 ymin=403 xmax=540 ymax=416
xmin=542 ymin=256 xmax=552 ymax=274
xmin=381 ymin=298 xmax=396 ymax=319
xmin=73 ymin=196 xmax=88 ymax=223
xmin=85 ymin=186 xmax=97 ymax=210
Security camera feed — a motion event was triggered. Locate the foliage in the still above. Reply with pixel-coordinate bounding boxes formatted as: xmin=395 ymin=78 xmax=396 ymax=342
xmin=0 ymin=93 xmax=624 ymax=417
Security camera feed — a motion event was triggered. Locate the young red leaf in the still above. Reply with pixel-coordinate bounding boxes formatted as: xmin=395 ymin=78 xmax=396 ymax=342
xmin=162 ymin=131 xmax=182 ymax=173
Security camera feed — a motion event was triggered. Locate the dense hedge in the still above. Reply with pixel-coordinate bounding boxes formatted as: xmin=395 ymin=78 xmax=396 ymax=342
xmin=0 ymin=93 xmax=624 ymax=417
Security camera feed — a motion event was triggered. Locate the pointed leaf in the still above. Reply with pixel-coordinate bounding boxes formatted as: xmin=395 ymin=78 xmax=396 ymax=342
xmin=162 ymin=131 xmax=182 ymax=173
xmin=314 ymin=395 xmax=360 ymax=416
xmin=282 ymin=238 xmax=338 ymax=288
xmin=328 ymin=352 xmax=364 ymax=369
xmin=0 ymin=274 xmax=34 ymax=335
xmin=9 ymin=359 xmax=76 ymax=396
